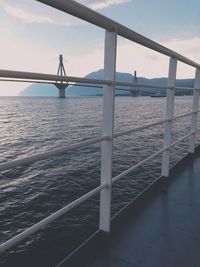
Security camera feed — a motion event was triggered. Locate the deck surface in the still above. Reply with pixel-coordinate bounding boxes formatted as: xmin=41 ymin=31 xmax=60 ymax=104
xmin=88 ymin=151 xmax=200 ymax=267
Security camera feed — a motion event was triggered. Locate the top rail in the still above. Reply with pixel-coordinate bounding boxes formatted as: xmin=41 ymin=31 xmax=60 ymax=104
xmin=0 ymin=70 xmax=167 ymax=89
xmin=36 ymin=0 xmax=200 ymax=69
xmin=0 ymin=70 xmax=197 ymax=92
xmin=0 ymin=69 xmax=172 ymax=90
xmin=0 ymin=70 xmax=111 ymax=85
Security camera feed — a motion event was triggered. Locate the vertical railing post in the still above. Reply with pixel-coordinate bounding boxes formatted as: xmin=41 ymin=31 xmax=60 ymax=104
xmin=189 ymin=69 xmax=200 ymax=153
xmin=99 ymin=30 xmax=117 ymax=233
xmin=161 ymin=57 xmax=177 ymax=177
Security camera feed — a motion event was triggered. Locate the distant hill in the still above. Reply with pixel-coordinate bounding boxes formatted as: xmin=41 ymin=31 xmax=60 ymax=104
xmin=19 ymin=69 xmax=194 ymax=97
xmin=19 ymin=83 xmax=57 ymax=96
xmin=67 ymin=69 xmax=134 ymax=96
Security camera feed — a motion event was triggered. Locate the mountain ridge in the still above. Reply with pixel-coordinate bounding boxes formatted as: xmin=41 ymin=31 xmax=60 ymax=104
xmin=19 ymin=69 xmax=194 ymax=96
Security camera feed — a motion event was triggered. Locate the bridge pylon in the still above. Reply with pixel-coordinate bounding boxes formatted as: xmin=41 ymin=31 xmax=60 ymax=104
xmin=131 ymin=70 xmax=139 ymax=96
xmin=55 ymin=54 xmax=68 ymax=98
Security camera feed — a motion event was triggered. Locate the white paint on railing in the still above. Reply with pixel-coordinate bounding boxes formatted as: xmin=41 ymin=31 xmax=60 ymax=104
xmin=36 ymin=0 xmax=200 ymax=69
xmin=99 ymin=30 xmax=117 ymax=233
xmin=2 ymin=126 xmax=200 ymax=253
xmin=0 ymin=69 xmax=113 ymax=85
xmin=189 ymin=69 xmax=200 ymax=153
xmin=0 ymin=112 xmax=196 ymax=174
xmin=114 ymin=118 xmax=169 ymax=139
xmin=169 ymin=127 xmax=200 ymax=148
xmin=171 ymin=132 xmax=192 ymax=148
xmin=172 ymin=112 xmax=193 ymax=121
xmin=0 ymin=71 xmax=197 ymax=93
xmin=114 ymin=112 xmax=196 ymax=139
xmin=161 ymin=58 xmax=177 ymax=177
xmin=0 ymin=136 xmax=108 ymax=172
xmin=113 ymin=81 xmax=167 ymax=89
xmin=112 ymin=148 xmax=165 ymax=183
xmin=0 ymin=183 xmax=107 ymax=254
xmin=175 ymin=86 xmax=195 ymax=91
xmin=113 ymin=128 xmax=200 ymax=184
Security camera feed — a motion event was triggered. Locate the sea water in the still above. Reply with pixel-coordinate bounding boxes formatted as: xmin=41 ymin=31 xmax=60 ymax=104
xmin=0 ymin=96 xmax=198 ymax=267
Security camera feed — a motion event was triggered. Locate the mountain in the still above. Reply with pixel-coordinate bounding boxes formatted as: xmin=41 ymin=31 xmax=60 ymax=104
xmin=19 ymin=69 xmax=194 ymax=97
xmin=67 ymin=69 xmax=134 ymax=96
xmin=19 ymin=83 xmax=58 ymax=96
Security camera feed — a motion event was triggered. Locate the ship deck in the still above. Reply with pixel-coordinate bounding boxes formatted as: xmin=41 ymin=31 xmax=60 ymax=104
xmin=60 ymin=147 xmax=200 ymax=267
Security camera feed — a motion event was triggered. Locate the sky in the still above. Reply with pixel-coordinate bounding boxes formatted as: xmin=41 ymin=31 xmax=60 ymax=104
xmin=0 ymin=0 xmax=200 ymax=95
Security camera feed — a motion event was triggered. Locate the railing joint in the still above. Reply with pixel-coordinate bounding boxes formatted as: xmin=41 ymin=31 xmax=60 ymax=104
xmin=104 ymin=135 xmax=112 ymax=141
xmin=164 ymin=146 xmax=170 ymax=151
xmin=166 ymin=117 xmax=171 ymax=122
xmin=167 ymin=86 xmax=174 ymax=90
xmin=104 ymin=183 xmax=111 ymax=189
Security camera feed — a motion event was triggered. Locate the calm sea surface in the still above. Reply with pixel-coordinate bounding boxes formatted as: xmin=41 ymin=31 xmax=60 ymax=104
xmin=0 ymin=96 xmax=199 ymax=267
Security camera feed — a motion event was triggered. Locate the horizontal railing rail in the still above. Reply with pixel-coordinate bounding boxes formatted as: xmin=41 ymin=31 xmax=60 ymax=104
xmin=1 ymin=111 xmax=197 ymax=172
xmin=0 ymin=69 xmax=169 ymax=89
xmin=0 ymin=69 xmax=113 ymax=85
xmin=36 ymin=0 xmax=200 ymax=69
xmin=0 ymin=136 xmax=108 ymax=172
xmin=0 ymin=183 xmax=107 ymax=253
xmin=0 ymin=112 xmax=199 ymax=251
xmin=175 ymin=86 xmax=195 ymax=91
xmin=172 ymin=112 xmax=194 ymax=121
xmin=1 ymin=122 xmax=199 ymax=253
xmin=113 ymin=127 xmax=200 ymax=183
xmin=114 ymin=111 xmax=198 ymax=138
xmin=112 ymin=148 xmax=165 ymax=183
xmin=0 ymin=70 xmax=196 ymax=92
xmin=170 ymin=128 xmax=200 ymax=147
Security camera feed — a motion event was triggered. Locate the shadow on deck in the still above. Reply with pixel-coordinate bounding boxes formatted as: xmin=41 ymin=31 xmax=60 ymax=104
xmin=58 ymin=146 xmax=200 ymax=267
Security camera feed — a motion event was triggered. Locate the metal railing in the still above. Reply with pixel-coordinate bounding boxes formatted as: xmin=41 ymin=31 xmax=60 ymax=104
xmin=0 ymin=0 xmax=200 ymax=255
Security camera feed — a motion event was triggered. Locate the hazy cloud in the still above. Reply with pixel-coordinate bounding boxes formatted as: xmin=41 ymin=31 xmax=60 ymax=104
xmin=79 ymin=0 xmax=131 ymax=10
xmin=145 ymin=53 xmax=158 ymax=61
xmin=1 ymin=1 xmax=81 ymax=26
xmin=86 ymin=0 xmax=130 ymax=10
xmin=162 ymin=37 xmax=200 ymax=62
xmin=1 ymin=0 xmax=131 ymax=26
xmin=4 ymin=6 xmax=56 ymax=24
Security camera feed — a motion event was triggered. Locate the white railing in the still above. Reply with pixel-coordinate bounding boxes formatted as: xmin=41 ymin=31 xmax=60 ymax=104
xmin=0 ymin=0 xmax=200 ymax=255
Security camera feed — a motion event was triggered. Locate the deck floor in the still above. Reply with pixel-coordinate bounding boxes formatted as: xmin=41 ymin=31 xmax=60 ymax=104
xmin=88 ymin=151 xmax=200 ymax=267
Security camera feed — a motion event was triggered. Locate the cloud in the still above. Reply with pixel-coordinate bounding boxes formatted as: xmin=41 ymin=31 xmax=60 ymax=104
xmin=1 ymin=1 xmax=80 ymax=26
xmin=0 ymin=18 xmax=199 ymax=96
xmin=162 ymin=37 xmax=200 ymax=63
xmin=4 ymin=6 xmax=55 ymax=24
xmin=1 ymin=0 xmax=131 ymax=26
xmin=83 ymin=0 xmax=130 ymax=10
xmin=115 ymin=37 xmax=200 ymax=79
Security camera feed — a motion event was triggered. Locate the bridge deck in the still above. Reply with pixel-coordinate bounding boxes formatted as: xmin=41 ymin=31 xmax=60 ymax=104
xmin=86 ymin=149 xmax=200 ymax=267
